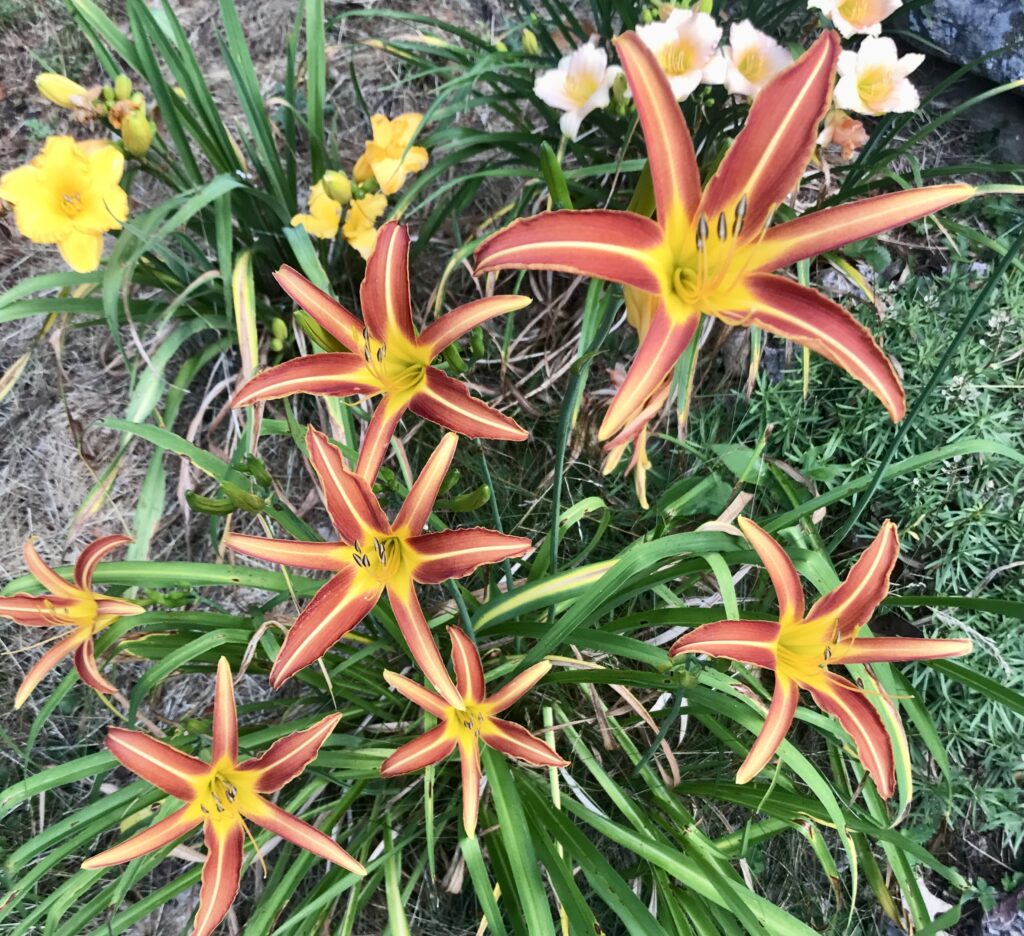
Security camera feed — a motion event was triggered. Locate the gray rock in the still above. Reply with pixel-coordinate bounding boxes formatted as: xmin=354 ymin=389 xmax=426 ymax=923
xmin=906 ymin=0 xmax=1024 ymax=89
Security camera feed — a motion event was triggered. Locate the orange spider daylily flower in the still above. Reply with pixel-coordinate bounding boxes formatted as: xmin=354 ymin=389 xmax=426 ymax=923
xmin=0 ymin=535 xmax=143 ymax=708
xmin=83 ymin=658 xmax=364 ymax=936
xmin=670 ymin=519 xmax=972 ymax=797
xmin=476 ymin=30 xmax=975 ymax=441
xmin=232 ymin=222 xmax=531 ymax=480
xmin=380 ymin=626 xmax=566 ymax=836
xmin=225 ymin=428 xmax=531 ymax=699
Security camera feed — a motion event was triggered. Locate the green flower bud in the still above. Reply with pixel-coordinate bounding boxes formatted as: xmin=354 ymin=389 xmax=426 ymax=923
xmin=220 ymin=481 xmax=266 ymax=514
xmin=236 ymin=454 xmax=273 ymax=489
xmin=494 ymin=39 xmax=508 ymax=53
xmin=114 ymin=73 xmax=132 ymax=101
xmin=121 ymin=107 xmax=154 ymax=157
xmin=269 ymin=337 xmax=284 ymax=353
xmin=521 ymin=28 xmax=540 ymax=55
xmin=270 ymin=316 xmax=289 ymax=341
xmin=436 ymin=484 xmax=491 ymax=512
xmin=295 ymin=311 xmax=345 ymax=352
xmin=185 ymin=490 xmax=235 ymax=515
xmin=102 ymin=85 xmax=115 ymax=104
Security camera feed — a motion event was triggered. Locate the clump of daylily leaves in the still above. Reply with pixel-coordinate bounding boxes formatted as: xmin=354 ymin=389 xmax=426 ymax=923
xmin=0 ymin=1 xmax=987 ymax=932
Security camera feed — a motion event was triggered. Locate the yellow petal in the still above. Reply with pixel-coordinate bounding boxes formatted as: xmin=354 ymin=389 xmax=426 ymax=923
xmin=58 ymin=230 xmax=104 ymax=272
xmin=36 ymin=74 xmax=89 ymax=108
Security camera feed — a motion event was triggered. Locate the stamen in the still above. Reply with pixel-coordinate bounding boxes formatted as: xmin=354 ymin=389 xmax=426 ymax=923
xmin=695 ymin=215 xmax=708 ymax=252
xmin=717 ymin=212 xmax=727 ymax=242
xmin=362 ymin=326 xmax=369 ymax=341
xmin=376 ymin=345 xmax=385 ymax=362
xmin=362 ymin=345 xmax=370 ymax=362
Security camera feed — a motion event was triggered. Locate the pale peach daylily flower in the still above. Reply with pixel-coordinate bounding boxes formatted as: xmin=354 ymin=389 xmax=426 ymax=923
xmin=635 ymin=8 xmax=726 ymax=101
xmin=834 ymin=37 xmax=924 ymax=116
xmin=533 ymin=40 xmax=621 ymax=141
xmin=818 ymin=109 xmax=870 ymax=160
xmin=720 ymin=21 xmax=793 ymax=97
xmin=808 ymin=0 xmax=902 ymax=38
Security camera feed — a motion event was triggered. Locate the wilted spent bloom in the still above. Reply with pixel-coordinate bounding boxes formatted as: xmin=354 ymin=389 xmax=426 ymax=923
xmin=835 ymin=37 xmax=924 ymax=116
xmin=291 ymin=181 xmax=343 ymax=240
xmin=0 ymin=136 xmax=129 ymax=272
xmin=635 ymin=8 xmax=726 ymax=101
xmin=533 ymin=39 xmax=622 ymax=141
xmin=719 ymin=21 xmax=793 ymax=97
xmin=353 ymin=113 xmax=429 ymax=196
xmin=342 ymin=191 xmax=388 ymax=259
xmin=808 ymin=0 xmax=902 ymax=38
xmin=818 ymin=109 xmax=870 ymax=160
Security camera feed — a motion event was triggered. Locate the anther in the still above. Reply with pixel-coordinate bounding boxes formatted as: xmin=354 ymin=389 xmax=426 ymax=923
xmin=696 ymin=215 xmax=708 ymax=251
xmin=717 ymin=212 xmax=727 ymax=241
xmin=733 ymin=195 xmax=748 ymax=238
xmin=362 ymin=326 xmax=369 ymax=341
xmin=376 ymin=345 xmax=385 ymax=362
xmin=362 ymin=346 xmax=370 ymax=362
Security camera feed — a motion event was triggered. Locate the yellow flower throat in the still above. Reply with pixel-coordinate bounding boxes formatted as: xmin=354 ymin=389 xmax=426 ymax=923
xmin=359 ymin=326 xmax=429 ymax=397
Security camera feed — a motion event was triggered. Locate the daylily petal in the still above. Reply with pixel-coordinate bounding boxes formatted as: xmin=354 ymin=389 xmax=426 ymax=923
xmin=73 ymin=533 xmax=131 ymax=590
xmin=669 ymin=619 xmax=780 ymax=669
xmin=14 ymin=632 xmax=84 ymax=709
xmin=408 ymin=528 xmax=532 ymax=584
xmin=698 ymin=31 xmax=838 ymax=238
xmin=736 ymin=517 xmax=805 ymax=622
xmin=244 ymin=795 xmax=365 ymax=875
xmin=270 ymin=567 xmax=382 ymax=688
xmin=383 ymin=670 xmax=450 ymax=719
xmin=387 ymin=586 xmax=463 ymax=709
xmin=231 ymin=354 xmax=379 ymax=408
xmin=409 ymin=369 xmax=527 ymax=441
xmin=380 ymin=723 xmax=457 ymax=776
xmin=754 ymin=184 xmax=975 ymax=272
xmin=482 ymin=717 xmax=567 ymax=767
xmin=193 ymin=821 xmax=243 ymax=936
xmin=448 ymin=626 xmax=485 ymax=705
xmin=0 ymin=595 xmax=61 ymax=626
xmin=94 ymin=597 xmax=144 ymax=617
xmin=614 ymin=31 xmax=702 ymax=233
xmin=392 ymin=432 xmax=458 ymax=535
xmin=809 ymin=671 xmax=895 ymax=798
xmin=485 ymin=661 xmax=552 ymax=714
xmin=836 ymin=636 xmax=972 ymax=665
xmin=419 ymin=295 xmax=533 ymax=358
xmin=24 ymin=539 xmax=77 ymax=598
xmin=475 ymin=209 xmax=666 ymax=293
xmin=307 ymin=427 xmax=390 ymax=542
xmin=240 ymin=712 xmax=343 ymax=792
xmin=274 ymin=265 xmax=362 ymax=350
xmin=598 ymin=305 xmax=699 ymax=441
xmin=355 ymin=398 xmax=406 ymax=483
xmin=82 ymin=805 xmax=199 ymax=868
xmin=738 ymin=273 xmax=906 ymax=421
xmin=459 ymin=736 xmax=482 ymax=837
xmin=360 ymin=221 xmax=414 ymax=342
xmin=74 ymin=639 xmax=116 ymax=695
xmin=211 ymin=657 xmax=237 ymax=764
xmin=104 ymin=727 xmax=207 ymax=800
xmin=223 ymin=533 xmax=347 ymax=571
xmin=735 ymin=675 xmax=798 ymax=784
xmin=806 ymin=520 xmax=899 ymax=638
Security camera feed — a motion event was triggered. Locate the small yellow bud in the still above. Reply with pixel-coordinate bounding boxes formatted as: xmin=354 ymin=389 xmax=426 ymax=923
xmin=130 ymin=91 xmax=145 ymax=107
xmin=36 ymin=74 xmax=89 ymax=109
xmin=114 ymin=74 xmax=132 ymax=101
xmin=121 ymin=108 xmax=154 ymax=157
xmin=321 ymin=170 xmax=353 ymax=205
xmin=521 ymin=28 xmax=540 ymax=56
xmin=494 ymin=39 xmax=508 ymax=53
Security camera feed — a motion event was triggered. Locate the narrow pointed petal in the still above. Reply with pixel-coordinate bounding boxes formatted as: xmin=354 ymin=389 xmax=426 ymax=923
xmin=82 ymin=805 xmax=199 ymax=868
xmin=410 ymin=369 xmax=527 ymax=441
xmin=419 ymin=295 xmax=532 ymax=357
xmin=94 ymin=597 xmax=145 ymax=617
xmin=735 ymin=676 xmax=798 ymax=784
xmin=380 ymin=723 xmax=457 ymax=776
xmin=0 ymin=595 xmax=60 ymax=626
xmin=306 ymin=427 xmax=390 ymax=541
xmin=240 ymin=712 xmax=343 ymax=791
xmin=24 ymin=539 xmax=77 ymax=598
xmin=387 ymin=586 xmax=463 ymax=709
xmin=736 ymin=517 xmax=805 ymax=621
xmin=274 ymin=265 xmax=362 ymax=350
xmin=598 ymin=306 xmax=699 ymax=441
xmin=230 ymin=354 xmax=379 ymax=408
xmin=211 ymin=657 xmax=237 ymax=764
xmin=383 ymin=670 xmax=450 ymax=719
xmin=355 ymin=399 xmax=406 ymax=483
xmin=483 ymin=717 xmax=567 ymax=768
xmin=244 ymin=796 xmax=365 ymax=875
xmin=837 ymin=636 xmax=972 ymax=665
xmin=270 ymin=568 xmax=381 ymax=688
xmin=485 ymin=662 xmax=551 ymax=715
xmin=223 ymin=533 xmax=346 ymax=571
xmin=754 ymin=185 xmax=976 ymax=273
xmin=739 ymin=274 xmax=905 ymax=421
xmin=392 ymin=432 xmax=458 ymax=534
xmin=614 ymin=31 xmax=702 ymax=228
xmin=104 ymin=727 xmax=207 ymax=800
xmin=360 ymin=222 xmax=414 ymax=341
xmin=74 ymin=640 xmax=116 ymax=695
xmin=474 ymin=209 xmax=666 ymax=293
xmin=409 ymin=528 xmax=532 ymax=585
xmin=806 ymin=521 xmax=900 ymax=638
xmin=74 ymin=534 xmax=131 ymax=590
xmin=14 ymin=632 xmax=83 ymax=709
xmin=809 ymin=672 xmax=895 ymax=799
xmin=460 ymin=737 xmax=482 ymax=837
xmin=448 ymin=626 xmax=485 ymax=704
xmin=669 ymin=619 xmax=780 ymax=669
xmin=192 ymin=821 xmax=243 ymax=936
xmin=699 ymin=32 xmax=838 ymax=237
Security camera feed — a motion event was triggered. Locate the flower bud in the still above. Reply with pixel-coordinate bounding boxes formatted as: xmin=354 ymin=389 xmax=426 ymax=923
xmin=270 ymin=337 xmax=284 ymax=353
xmin=321 ymin=170 xmax=353 ymax=205
xmin=102 ymin=85 xmax=115 ymax=104
xmin=114 ymin=73 xmax=133 ymax=101
xmin=270 ymin=316 xmax=289 ymax=341
xmin=521 ymin=28 xmax=540 ymax=55
xmin=121 ymin=108 xmax=154 ymax=157
xmin=494 ymin=39 xmax=508 ymax=53
xmin=36 ymin=73 xmax=89 ymax=109
xmin=130 ymin=91 xmax=146 ymax=107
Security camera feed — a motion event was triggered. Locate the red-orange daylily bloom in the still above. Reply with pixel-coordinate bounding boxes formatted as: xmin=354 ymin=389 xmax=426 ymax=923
xmin=225 ymin=428 xmax=531 ymax=700
xmin=476 ymin=30 xmax=975 ymax=440
xmin=380 ymin=626 xmax=567 ymax=836
xmin=670 ymin=519 xmax=972 ymax=797
xmin=1 ymin=535 xmax=143 ymax=708
xmin=232 ymin=222 xmax=531 ymax=480
xmin=83 ymin=657 xmax=364 ymax=936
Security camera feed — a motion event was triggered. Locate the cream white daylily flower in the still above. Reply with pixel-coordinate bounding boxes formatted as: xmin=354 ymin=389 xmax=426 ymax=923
xmin=720 ymin=20 xmax=793 ymax=97
xmin=835 ymin=37 xmax=925 ymax=116
xmin=808 ymin=0 xmax=902 ymax=38
xmin=635 ymin=9 xmax=726 ymax=101
xmin=533 ymin=40 xmax=621 ymax=141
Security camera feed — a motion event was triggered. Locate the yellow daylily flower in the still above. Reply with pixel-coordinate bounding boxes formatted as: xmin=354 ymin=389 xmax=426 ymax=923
xmin=290 ymin=182 xmax=343 ymax=239
xmin=342 ymin=192 xmax=388 ymax=259
xmin=0 ymin=136 xmax=128 ymax=273
xmin=353 ymin=113 xmax=429 ymax=196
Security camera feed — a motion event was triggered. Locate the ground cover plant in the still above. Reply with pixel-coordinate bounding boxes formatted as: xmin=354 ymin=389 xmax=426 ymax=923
xmin=0 ymin=0 xmax=1022 ymax=932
